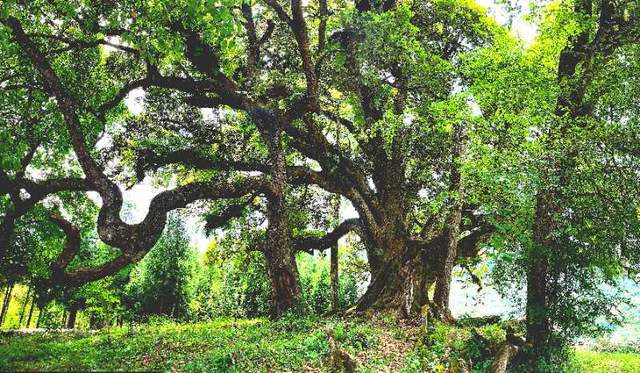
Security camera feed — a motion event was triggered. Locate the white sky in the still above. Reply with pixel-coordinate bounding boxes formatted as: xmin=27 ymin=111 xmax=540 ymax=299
xmin=477 ymin=0 xmax=537 ymax=45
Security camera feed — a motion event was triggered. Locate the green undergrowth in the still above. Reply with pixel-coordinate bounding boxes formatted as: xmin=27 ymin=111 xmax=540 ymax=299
xmin=0 ymin=314 xmax=412 ymax=372
xmin=402 ymin=317 xmax=513 ymax=372
xmin=2 ymin=314 xmax=638 ymax=372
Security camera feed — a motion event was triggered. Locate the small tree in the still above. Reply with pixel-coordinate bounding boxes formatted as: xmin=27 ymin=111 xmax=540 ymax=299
xmin=127 ymin=213 xmax=196 ymax=319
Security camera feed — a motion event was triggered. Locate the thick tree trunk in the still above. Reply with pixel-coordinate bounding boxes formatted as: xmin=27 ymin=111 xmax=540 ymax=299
xmin=253 ymin=108 xmax=301 ymax=319
xmin=265 ymin=247 xmax=300 ymax=318
xmin=66 ymin=305 xmax=78 ymax=329
xmin=356 ymin=235 xmax=428 ymax=317
xmin=491 ymin=343 xmax=519 ymax=373
xmin=432 ymin=210 xmax=461 ymax=323
xmin=264 ymin=164 xmax=300 ymax=319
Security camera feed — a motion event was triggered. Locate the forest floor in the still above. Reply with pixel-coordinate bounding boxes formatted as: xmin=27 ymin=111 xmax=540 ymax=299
xmin=1 ymin=314 xmax=639 ymax=372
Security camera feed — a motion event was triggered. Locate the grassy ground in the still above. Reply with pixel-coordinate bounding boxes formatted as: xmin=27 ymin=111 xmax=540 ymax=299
xmin=0 ymin=315 xmax=419 ymax=372
xmin=572 ymin=351 xmax=640 ymax=373
xmin=2 ymin=315 xmax=639 ymax=372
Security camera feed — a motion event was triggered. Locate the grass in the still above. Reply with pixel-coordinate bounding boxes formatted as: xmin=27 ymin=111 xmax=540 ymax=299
xmin=3 ymin=316 xmax=640 ymax=372
xmin=0 ymin=315 xmax=415 ymax=372
xmin=571 ymin=350 xmax=640 ymax=373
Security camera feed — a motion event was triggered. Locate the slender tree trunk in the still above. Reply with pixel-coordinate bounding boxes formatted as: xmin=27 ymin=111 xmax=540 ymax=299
xmin=527 ymin=192 xmax=554 ymax=356
xmin=0 ymin=282 xmax=14 ymax=326
xmin=0 ymin=285 xmax=8 ymax=324
xmin=66 ymin=305 xmax=78 ymax=329
xmin=330 ymin=243 xmax=339 ymax=311
xmin=61 ymin=310 xmax=67 ymax=328
xmin=26 ymin=296 xmax=35 ymax=328
xmin=36 ymin=305 xmax=45 ymax=328
xmin=18 ymin=286 xmax=32 ymax=328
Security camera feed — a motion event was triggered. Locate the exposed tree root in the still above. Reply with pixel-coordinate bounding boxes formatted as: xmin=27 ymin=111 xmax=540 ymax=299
xmin=326 ymin=327 xmax=357 ymax=372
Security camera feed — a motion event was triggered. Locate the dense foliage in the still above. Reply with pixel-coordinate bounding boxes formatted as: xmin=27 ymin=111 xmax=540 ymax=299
xmin=1 ymin=0 xmax=639 ymax=370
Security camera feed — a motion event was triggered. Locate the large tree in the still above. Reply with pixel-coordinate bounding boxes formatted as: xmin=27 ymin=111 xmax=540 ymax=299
xmin=526 ymin=0 xmax=640 ymax=359
xmin=2 ymin=6 xmax=640 ymax=363
xmin=461 ymin=0 xmax=640 ymax=363
xmin=0 ymin=0 xmax=496 ymax=320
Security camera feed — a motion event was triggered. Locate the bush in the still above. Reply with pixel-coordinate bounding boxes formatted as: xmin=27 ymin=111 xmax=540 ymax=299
xmin=405 ymin=320 xmax=511 ymax=372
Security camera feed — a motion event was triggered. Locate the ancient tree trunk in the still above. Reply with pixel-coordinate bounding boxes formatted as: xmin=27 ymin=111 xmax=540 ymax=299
xmin=490 ymin=343 xmax=519 ymax=373
xmin=254 ymin=108 xmax=301 ymax=318
xmin=66 ymin=305 xmax=78 ymax=329
xmin=264 ymin=180 xmax=300 ymax=319
xmin=432 ymin=210 xmax=461 ymax=323
xmin=330 ymin=243 xmax=339 ymax=311
xmin=356 ymin=234 xmax=426 ymax=317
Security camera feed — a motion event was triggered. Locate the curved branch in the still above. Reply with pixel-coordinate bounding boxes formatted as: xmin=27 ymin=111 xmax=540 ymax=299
xmin=204 ymin=193 xmax=259 ymax=233
xmin=48 ymin=214 xmax=81 ymax=278
xmin=3 ymin=18 xmax=276 ymax=289
xmin=136 ymin=148 xmax=268 ymax=180
xmin=4 ymin=17 xmax=112 ymax=187
xmin=263 ymin=0 xmax=293 ymax=24
xmin=60 ymin=177 xmax=270 ymax=286
xmin=292 ymin=218 xmax=362 ymax=253
xmin=28 ymin=33 xmax=139 ymax=55
xmin=0 ymin=176 xmax=90 ymax=261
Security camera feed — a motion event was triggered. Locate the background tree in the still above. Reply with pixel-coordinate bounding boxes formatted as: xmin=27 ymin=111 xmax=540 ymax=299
xmin=127 ymin=213 xmax=196 ymax=319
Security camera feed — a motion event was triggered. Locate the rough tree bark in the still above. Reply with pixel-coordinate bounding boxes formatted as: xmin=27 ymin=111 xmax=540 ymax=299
xmin=432 ymin=124 xmax=466 ymax=322
xmin=253 ymin=108 xmax=301 ymax=318
xmin=527 ymin=193 xmax=554 ymax=355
